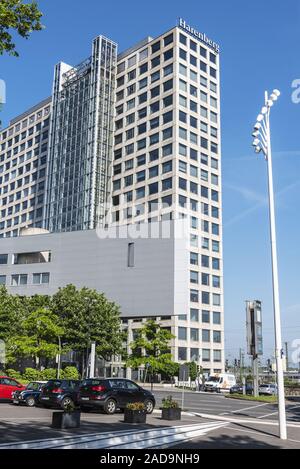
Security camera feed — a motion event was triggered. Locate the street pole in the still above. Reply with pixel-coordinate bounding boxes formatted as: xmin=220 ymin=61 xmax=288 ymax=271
xmin=285 ymin=342 xmax=289 ymax=372
xmin=90 ymin=341 xmax=96 ymax=378
xmin=253 ymin=355 xmax=259 ymax=397
xmin=264 ymin=91 xmax=287 ymax=440
xmin=57 ymin=336 xmax=61 ymax=379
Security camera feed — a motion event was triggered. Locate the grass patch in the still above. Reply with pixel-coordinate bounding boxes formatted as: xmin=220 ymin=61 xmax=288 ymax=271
xmin=226 ymin=394 xmax=278 ymax=403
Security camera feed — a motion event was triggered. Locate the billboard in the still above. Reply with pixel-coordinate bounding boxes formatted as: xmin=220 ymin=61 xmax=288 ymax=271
xmin=246 ymin=300 xmax=263 ymax=357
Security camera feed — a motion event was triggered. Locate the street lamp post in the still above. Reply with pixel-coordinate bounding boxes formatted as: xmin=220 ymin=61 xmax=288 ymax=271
xmin=252 ymin=89 xmax=287 ymax=440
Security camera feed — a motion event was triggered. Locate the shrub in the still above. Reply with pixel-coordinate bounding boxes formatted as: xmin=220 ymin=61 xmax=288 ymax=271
xmin=5 ymin=368 xmax=22 ymax=380
xmin=39 ymin=368 xmax=57 ymax=380
xmin=62 ymin=366 xmax=79 ymax=380
xmin=161 ymin=395 xmax=179 ymax=409
xmin=126 ymin=402 xmax=146 ymax=411
xmin=23 ymin=368 xmax=40 ymax=381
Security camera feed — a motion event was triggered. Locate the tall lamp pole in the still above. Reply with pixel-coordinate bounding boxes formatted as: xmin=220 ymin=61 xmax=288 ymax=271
xmin=252 ymin=89 xmax=287 ymax=440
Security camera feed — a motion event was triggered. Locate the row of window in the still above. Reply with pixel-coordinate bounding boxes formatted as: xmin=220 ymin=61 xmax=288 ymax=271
xmin=0 ymin=149 xmax=47 ymax=170
xmin=0 ymin=110 xmax=50 ymax=142
xmin=179 ymin=32 xmax=217 ymax=65
xmin=179 ymin=78 xmax=218 ymax=107
xmin=0 ymin=272 xmax=50 ymax=286
xmin=0 ymin=183 xmax=45 ymax=204
xmin=118 ymin=62 xmax=174 ymax=91
xmin=116 ymin=77 xmax=174 ymax=103
xmin=0 ymin=192 xmax=43 ymax=210
xmin=190 ymin=271 xmax=220 ymax=288
xmin=178 ymin=347 xmax=221 ymax=363
xmin=178 ymin=327 xmax=221 ymax=343
xmin=190 ymin=290 xmax=221 ymax=306
xmin=178 ymin=48 xmax=217 ymax=78
xmin=187 ymin=309 xmax=221 ymax=324
xmin=0 ymin=208 xmax=43 ymax=230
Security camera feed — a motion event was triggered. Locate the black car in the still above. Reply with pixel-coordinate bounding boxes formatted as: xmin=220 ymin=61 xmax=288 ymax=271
xmin=230 ymin=384 xmax=253 ymax=395
xmin=39 ymin=379 xmax=81 ymax=409
xmin=12 ymin=381 xmax=48 ymax=407
xmin=78 ymin=378 xmax=156 ymax=415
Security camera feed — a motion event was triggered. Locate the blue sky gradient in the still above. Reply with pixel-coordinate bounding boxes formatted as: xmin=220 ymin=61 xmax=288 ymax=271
xmin=1 ymin=0 xmax=300 ymax=364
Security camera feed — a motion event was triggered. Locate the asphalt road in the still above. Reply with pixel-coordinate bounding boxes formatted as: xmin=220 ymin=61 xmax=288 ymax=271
xmin=152 ymin=388 xmax=300 ymax=422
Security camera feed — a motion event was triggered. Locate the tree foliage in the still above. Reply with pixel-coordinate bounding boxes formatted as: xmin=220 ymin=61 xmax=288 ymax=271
xmin=126 ymin=319 xmax=177 ymax=376
xmin=8 ymin=308 xmax=63 ymax=367
xmin=0 ymin=0 xmax=43 ymax=56
xmin=51 ymin=285 xmax=124 ymax=360
xmin=0 ymin=286 xmax=25 ymax=341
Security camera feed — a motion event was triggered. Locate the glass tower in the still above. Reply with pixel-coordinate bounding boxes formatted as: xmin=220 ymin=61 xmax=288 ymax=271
xmin=44 ymin=36 xmax=117 ymax=232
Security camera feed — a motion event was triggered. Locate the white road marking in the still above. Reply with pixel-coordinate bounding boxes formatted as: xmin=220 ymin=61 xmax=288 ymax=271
xmin=226 ymin=402 xmax=270 ymax=414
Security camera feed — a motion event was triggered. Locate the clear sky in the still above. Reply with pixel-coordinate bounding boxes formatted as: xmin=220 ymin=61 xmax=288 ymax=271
xmin=1 ymin=0 xmax=300 ymax=366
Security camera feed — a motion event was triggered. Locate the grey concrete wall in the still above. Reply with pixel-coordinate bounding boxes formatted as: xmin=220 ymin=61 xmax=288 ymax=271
xmin=0 ymin=221 xmax=189 ymax=318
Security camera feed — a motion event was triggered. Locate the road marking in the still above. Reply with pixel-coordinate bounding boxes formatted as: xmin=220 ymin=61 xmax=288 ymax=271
xmin=226 ymin=402 xmax=270 ymax=414
xmin=193 ymin=412 xmax=300 ymax=428
xmin=258 ymin=411 xmax=278 ymax=419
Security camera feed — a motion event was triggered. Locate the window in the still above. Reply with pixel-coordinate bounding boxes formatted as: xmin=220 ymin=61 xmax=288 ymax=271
xmin=202 ymin=349 xmax=211 ymax=363
xmin=179 ymin=144 xmax=187 ymax=157
xmin=179 ymin=177 xmax=187 ymax=191
xmin=0 ymin=254 xmax=8 ymax=264
xmin=179 ymin=33 xmax=187 ymax=45
xmin=151 ymin=70 xmax=160 ymax=83
xmin=136 ymin=187 xmax=145 ymax=199
xmin=202 ymin=255 xmax=209 ymax=268
xmin=190 ymin=54 xmax=197 ymax=67
xmin=190 ymin=252 xmax=198 ymax=266
xmin=137 ymin=170 xmax=145 ymax=183
xmin=150 ymin=101 xmax=160 ymax=114
xmin=164 ymin=33 xmax=173 ymax=46
xmin=213 ymin=350 xmax=222 ymax=363
xmin=11 ymin=274 xmax=27 ymax=286
xmin=163 ymin=111 xmax=173 ymax=124
xmin=190 ymin=271 xmax=198 ymax=284
xmin=190 ymin=289 xmax=199 ymax=303
xmin=202 ymin=330 xmax=210 ymax=342
xmin=213 ymin=311 xmax=221 ymax=325
xmin=162 ymin=177 xmax=172 ymax=191
xmin=33 ymin=272 xmax=50 ymax=284
xmin=179 ymin=127 xmax=187 ymax=140
xmin=190 ymin=309 xmax=199 ymax=322
xmin=178 ymin=347 xmax=187 ymax=361
xmin=164 ymin=49 xmax=173 ymax=61
xmin=162 ymin=160 xmax=172 ymax=173
xmin=151 ymin=85 xmax=160 ymax=98
xmin=179 ymin=79 xmax=187 ymax=92
xmin=151 ymin=56 xmax=160 ymax=68
xmin=178 ymin=327 xmax=187 ymax=341
xmin=163 ymin=94 xmax=173 ymax=108
xmin=0 ymin=275 xmax=6 ymax=285
xmin=202 ymin=273 xmax=210 ymax=286
xmin=139 ymin=62 xmax=148 ymax=75
xmin=164 ymin=63 xmax=173 ymax=76
xmin=212 ymin=206 xmax=219 ymax=219
xmin=212 ymin=240 xmax=220 ymax=253
xmin=139 ymin=48 xmax=148 ymax=61
xmin=191 ymin=328 xmax=199 ymax=341
xmin=202 ymin=291 xmax=210 ymax=305
xmin=213 ymin=294 xmax=221 ymax=306
xmin=202 ymin=311 xmax=210 ymax=323
xmin=149 ymin=166 xmax=159 ymax=178
xmin=212 ymin=223 xmax=219 ymax=236
xmin=163 ymin=79 xmax=173 ymax=92
xmin=151 ymin=41 xmax=160 ymax=53
xmin=213 ymin=331 xmax=221 ymax=343
xmin=128 ymin=243 xmax=134 ymax=268
xmin=212 ymin=258 xmax=220 ymax=270
xmin=149 ymin=182 xmax=158 ymax=195
xmin=212 ymin=275 xmax=220 ymax=288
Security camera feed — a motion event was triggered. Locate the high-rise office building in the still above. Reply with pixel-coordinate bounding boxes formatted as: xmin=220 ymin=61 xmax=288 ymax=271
xmin=0 ymin=98 xmax=51 ymax=238
xmin=44 ymin=36 xmax=117 ymax=232
xmin=111 ymin=23 xmax=223 ymax=368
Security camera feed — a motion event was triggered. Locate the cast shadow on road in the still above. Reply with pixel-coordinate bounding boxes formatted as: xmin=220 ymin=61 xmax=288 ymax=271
xmin=174 ymin=433 xmax=282 ymax=449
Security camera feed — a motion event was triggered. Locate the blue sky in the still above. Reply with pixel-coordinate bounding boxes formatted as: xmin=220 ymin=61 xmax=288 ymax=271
xmin=1 ymin=0 xmax=300 ymax=365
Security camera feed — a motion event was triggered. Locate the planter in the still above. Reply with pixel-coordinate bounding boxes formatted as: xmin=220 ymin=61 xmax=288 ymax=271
xmin=52 ymin=411 xmax=81 ymax=429
xmin=124 ymin=409 xmax=147 ymax=424
xmin=161 ymin=407 xmax=182 ymax=421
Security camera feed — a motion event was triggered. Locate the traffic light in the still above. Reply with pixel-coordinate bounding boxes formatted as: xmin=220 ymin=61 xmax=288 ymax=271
xmin=234 ymin=359 xmax=238 ymax=367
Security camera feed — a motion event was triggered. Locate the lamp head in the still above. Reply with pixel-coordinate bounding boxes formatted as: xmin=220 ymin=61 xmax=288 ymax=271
xmin=257 ymin=114 xmax=264 ymax=122
xmin=254 ymin=122 xmax=261 ymax=130
xmin=272 ymin=89 xmax=281 ymax=97
xmin=255 ymin=146 xmax=261 ymax=154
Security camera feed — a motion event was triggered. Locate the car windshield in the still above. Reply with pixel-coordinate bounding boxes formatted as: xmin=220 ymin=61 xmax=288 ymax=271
xmin=26 ymin=382 xmax=39 ymax=391
xmin=208 ymin=376 xmax=220 ymax=382
xmin=259 ymin=385 xmax=269 ymax=388
xmin=45 ymin=380 xmax=63 ymax=389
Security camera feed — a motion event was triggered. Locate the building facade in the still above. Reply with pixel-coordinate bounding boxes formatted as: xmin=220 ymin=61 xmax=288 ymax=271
xmin=0 ymin=98 xmax=51 ymax=238
xmin=111 ymin=24 xmax=223 ymax=369
xmin=44 ymin=36 xmax=117 ymax=232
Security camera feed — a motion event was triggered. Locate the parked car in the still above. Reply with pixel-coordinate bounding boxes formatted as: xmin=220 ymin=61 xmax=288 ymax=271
xmin=259 ymin=383 xmax=278 ymax=396
xmin=0 ymin=376 xmax=26 ymax=401
xmin=230 ymin=384 xmax=253 ymax=395
xmin=78 ymin=378 xmax=156 ymax=415
xmin=12 ymin=381 xmax=48 ymax=407
xmin=39 ymin=379 xmax=81 ymax=409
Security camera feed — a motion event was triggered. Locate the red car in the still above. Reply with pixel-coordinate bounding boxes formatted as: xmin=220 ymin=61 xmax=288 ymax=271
xmin=0 ymin=376 xmax=26 ymax=401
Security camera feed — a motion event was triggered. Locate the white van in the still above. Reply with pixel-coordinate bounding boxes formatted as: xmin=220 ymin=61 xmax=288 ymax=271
xmin=203 ymin=373 xmax=236 ymax=393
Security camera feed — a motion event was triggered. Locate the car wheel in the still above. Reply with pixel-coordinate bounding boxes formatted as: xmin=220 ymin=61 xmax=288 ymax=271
xmin=144 ymin=399 xmax=154 ymax=414
xmin=61 ymin=396 xmax=74 ymax=410
xmin=104 ymin=398 xmax=117 ymax=415
xmin=26 ymin=397 xmax=36 ymax=407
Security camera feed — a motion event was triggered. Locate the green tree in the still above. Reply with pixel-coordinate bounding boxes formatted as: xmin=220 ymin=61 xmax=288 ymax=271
xmin=51 ymin=285 xmax=124 ymax=372
xmin=8 ymin=307 xmax=63 ymax=368
xmin=0 ymin=0 xmax=43 ymax=56
xmin=126 ymin=320 xmax=177 ymax=378
xmin=0 ymin=286 xmax=25 ymax=341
